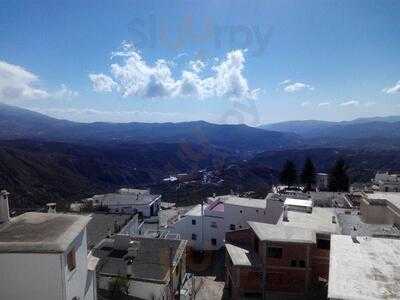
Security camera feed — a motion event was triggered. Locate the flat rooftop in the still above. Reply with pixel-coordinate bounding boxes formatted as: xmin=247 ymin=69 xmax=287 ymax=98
xmin=284 ymin=198 xmax=313 ymax=208
xmin=278 ymin=207 xmax=340 ymax=235
xmin=225 ymin=243 xmax=252 ymax=266
xmin=0 ymin=212 xmax=90 ymax=253
xmin=94 ymin=236 xmax=187 ymax=283
xmin=367 ymin=192 xmax=400 ymax=211
xmin=337 ymin=212 xmax=400 ymax=239
xmin=92 ymin=192 xmax=160 ymax=206
xmin=223 ymin=196 xmax=266 ymax=209
xmin=328 ymin=234 xmax=400 ymax=300
xmin=248 ymin=221 xmax=316 ymax=244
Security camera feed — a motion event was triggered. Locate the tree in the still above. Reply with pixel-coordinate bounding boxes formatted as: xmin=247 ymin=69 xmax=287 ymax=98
xmin=280 ymin=160 xmax=297 ymax=186
xmin=328 ymin=159 xmax=349 ymax=192
xmin=301 ymin=158 xmax=316 ymax=191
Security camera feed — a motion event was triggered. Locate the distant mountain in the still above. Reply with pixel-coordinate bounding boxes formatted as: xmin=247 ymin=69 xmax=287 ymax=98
xmin=260 ymin=116 xmax=400 ymax=148
xmin=0 ymin=103 xmax=302 ymax=153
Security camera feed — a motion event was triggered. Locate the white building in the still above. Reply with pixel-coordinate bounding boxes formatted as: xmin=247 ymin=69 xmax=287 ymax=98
xmin=169 ymin=195 xmax=283 ymax=251
xmin=88 ymin=188 xmax=161 ymax=217
xmin=0 ymin=192 xmax=97 ymax=300
xmin=373 ymin=172 xmax=400 ymax=192
xmin=316 ymin=172 xmax=329 ymax=190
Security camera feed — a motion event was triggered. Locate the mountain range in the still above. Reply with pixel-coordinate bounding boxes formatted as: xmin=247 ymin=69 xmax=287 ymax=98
xmin=2 ymin=102 xmax=400 ymax=208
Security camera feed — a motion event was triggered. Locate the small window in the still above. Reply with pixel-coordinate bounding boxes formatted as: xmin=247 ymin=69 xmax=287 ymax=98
xmin=211 ymin=238 xmax=217 ymax=246
xmin=267 ymin=247 xmax=282 ymax=259
xmin=299 ymin=260 xmax=306 ymax=268
xmin=238 ymin=225 xmax=242 ymax=229
xmin=211 ymin=221 xmax=217 ymax=228
xmin=67 ymin=248 xmax=76 ymax=271
xmin=192 ymin=219 xmax=196 ymax=225
xmin=317 ymin=238 xmax=330 ymax=250
xmin=191 ymin=234 xmax=197 ymax=240
xmin=290 ymin=260 xmax=297 ymax=267
xmin=240 ymin=210 xmax=243 ymax=214
xmin=256 ymin=209 xmax=259 ymax=213
xmin=230 ymin=224 xmax=236 ymax=230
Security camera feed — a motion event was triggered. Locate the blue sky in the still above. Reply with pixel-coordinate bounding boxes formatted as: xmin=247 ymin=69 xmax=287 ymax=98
xmin=0 ymin=0 xmax=399 ymax=125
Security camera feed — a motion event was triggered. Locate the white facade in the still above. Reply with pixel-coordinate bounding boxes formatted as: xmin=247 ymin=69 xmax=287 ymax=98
xmin=0 ymin=212 xmax=97 ymax=300
xmin=169 ymin=202 xmax=225 ymax=251
xmin=169 ymin=195 xmax=283 ymax=251
xmin=374 ymin=172 xmax=400 ymax=192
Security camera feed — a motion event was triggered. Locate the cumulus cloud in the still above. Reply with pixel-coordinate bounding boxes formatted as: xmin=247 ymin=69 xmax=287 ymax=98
xmin=89 ymin=73 xmax=118 ymax=93
xmin=383 ymin=81 xmax=400 ymax=94
xmin=189 ymin=60 xmax=206 ymax=73
xmin=279 ymin=79 xmax=292 ymax=86
xmin=318 ymin=102 xmax=330 ymax=107
xmin=53 ymin=84 xmax=79 ymax=100
xmin=340 ymin=100 xmax=359 ymax=107
xmin=0 ymin=60 xmax=79 ymax=102
xmin=89 ymin=42 xmax=258 ymax=100
xmin=283 ymin=82 xmax=314 ymax=93
xmin=0 ymin=60 xmax=49 ymax=101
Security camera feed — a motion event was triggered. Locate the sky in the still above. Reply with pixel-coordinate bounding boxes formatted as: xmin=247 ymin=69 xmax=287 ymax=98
xmin=0 ymin=0 xmax=400 ymax=126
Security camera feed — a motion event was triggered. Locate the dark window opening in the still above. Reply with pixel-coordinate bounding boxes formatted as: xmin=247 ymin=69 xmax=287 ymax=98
xmin=230 ymin=224 xmax=236 ymax=230
xmin=67 ymin=248 xmax=76 ymax=271
xmin=211 ymin=238 xmax=217 ymax=246
xmin=192 ymin=234 xmax=197 ymax=240
xmin=317 ymin=238 xmax=330 ymax=250
xmin=299 ymin=260 xmax=306 ymax=268
xmin=192 ymin=219 xmax=196 ymax=225
xmin=267 ymin=247 xmax=282 ymax=258
xmin=290 ymin=260 xmax=297 ymax=267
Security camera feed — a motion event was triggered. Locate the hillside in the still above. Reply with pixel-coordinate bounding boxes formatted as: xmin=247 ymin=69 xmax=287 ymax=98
xmin=0 ymin=140 xmax=231 ymax=209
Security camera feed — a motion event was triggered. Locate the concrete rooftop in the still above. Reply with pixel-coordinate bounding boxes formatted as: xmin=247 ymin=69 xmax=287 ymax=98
xmin=0 ymin=212 xmax=90 ymax=253
xmin=278 ymin=207 xmax=340 ymax=235
xmin=223 ymin=196 xmax=267 ymax=209
xmin=225 ymin=243 xmax=252 ymax=267
xmin=328 ymin=234 xmax=400 ymax=300
xmin=248 ymin=221 xmax=316 ymax=244
xmin=367 ymin=192 xmax=400 ymax=211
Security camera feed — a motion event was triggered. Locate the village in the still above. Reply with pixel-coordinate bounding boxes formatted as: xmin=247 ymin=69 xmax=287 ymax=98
xmin=0 ymin=171 xmax=399 ymax=300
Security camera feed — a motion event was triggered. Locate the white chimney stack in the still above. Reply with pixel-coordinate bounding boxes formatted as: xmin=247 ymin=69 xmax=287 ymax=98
xmin=0 ymin=190 xmax=10 ymax=224
xmin=46 ymin=203 xmax=57 ymax=213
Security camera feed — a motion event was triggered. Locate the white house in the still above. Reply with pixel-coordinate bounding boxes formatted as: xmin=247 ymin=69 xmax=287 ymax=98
xmin=373 ymin=171 xmax=400 ymax=192
xmin=168 ymin=200 xmax=225 ymax=251
xmin=88 ymin=188 xmax=161 ymax=217
xmin=0 ymin=191 xmax=97 ymax=300
xmin=169 ymin=195 xmax=283 ymax=251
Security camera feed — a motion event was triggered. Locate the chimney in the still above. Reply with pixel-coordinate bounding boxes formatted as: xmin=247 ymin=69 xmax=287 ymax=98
xmin=282 ymin=205 xmax=288 ymax=222
xmin=46 ymin=203 xmax=57 ymax=213
xmin=0 ymin=190 xmax=10 ymax=224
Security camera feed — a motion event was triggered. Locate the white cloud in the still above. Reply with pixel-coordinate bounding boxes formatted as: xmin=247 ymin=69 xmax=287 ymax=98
xmin=284 ymin=82 xmax=314 ymax=93
xmin=0 ymin=60 xmax=49 ymax=101
xmin=340 ymin=100 xmax=359 ymax=107
xmin=0 ymin=60 xmax=79 ymax=102
xmin=318 ymin=102 xmax=330 ymax=107
xmin=89 ymin=73 xmax=118 ymax=93
xmin=383 ymin=80 xmax=400 ymax=94
xmin=53 ymin=84 xmax=78 ymax=100
xmin=89 ymin=42 xmax=258 ymax=100
xmin=364 ymin=101 xmax=375 ymax=107
xmin=189 ymin=60 xmax=206 ymax=73
xmin=301 ymin=101 xmax=311 ymax=107
xmin=279 ymin=79 xmax=292 ymax=86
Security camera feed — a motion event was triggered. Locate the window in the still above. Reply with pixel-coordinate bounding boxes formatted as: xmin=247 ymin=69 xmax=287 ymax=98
xmin=67 ymin=248 xmax=76 ymax=271
xmin=238 ymin=225 xmax=242 ymax=229
xmin=256 ymin=209 xmax=259 ymax=213
xmin=230 ymin=224 xmax=236 ymax=230
xmin=211 ymin=221 xmax=217 ymax=228
xmin=254 ymin=238 xmax=259 ymax=253
xmin=299 ymin=260 xmax=306 ymax=268
xmin=211 ymin=238 xmax=217 ymax=246
xmin=317 ymin=238 xmax=330 ymax=250
xmin=267 ymin=247 xmax=282 ymax=259
xmin=240 ymin=210 xmax=243 ymax=214
xmin=191 ymin=234 xmax=197 ymax=240
xmin=192 ymin=219 xmax=196 ymax=225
